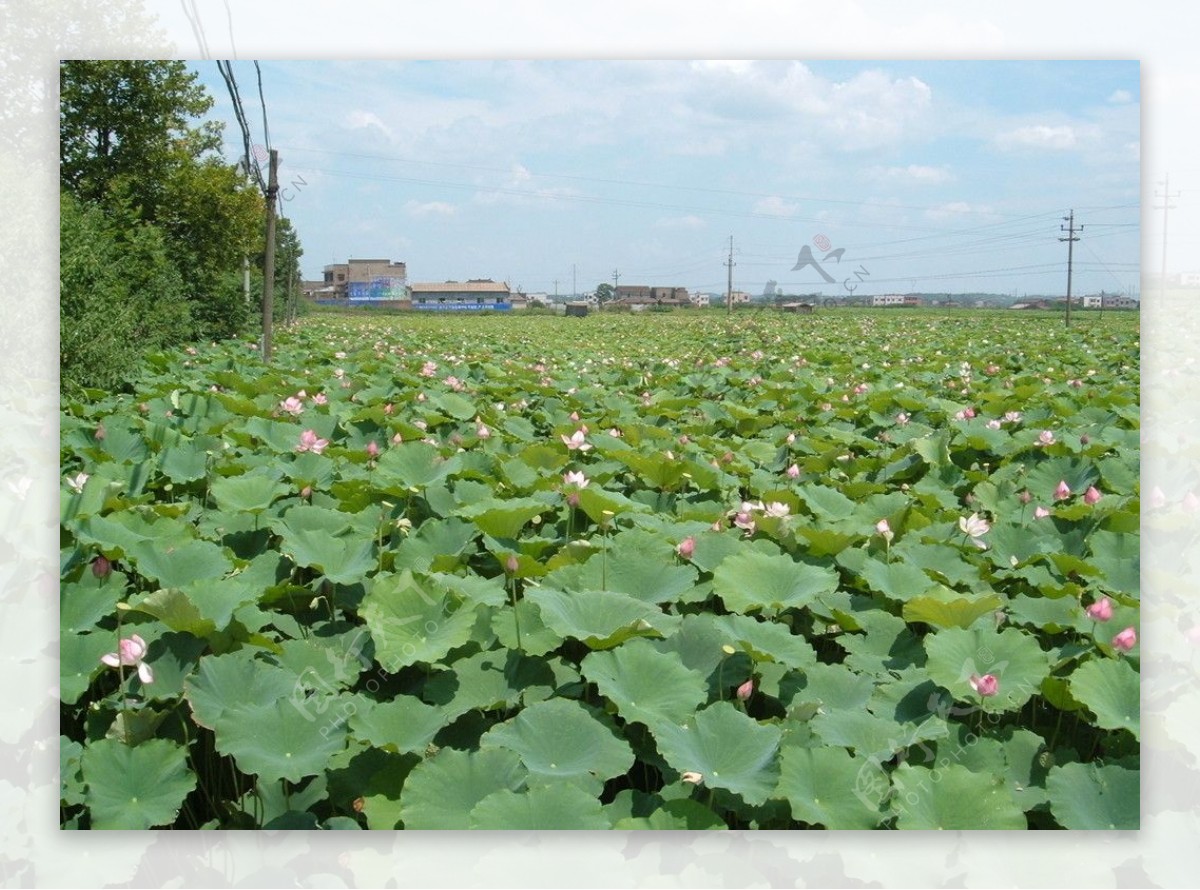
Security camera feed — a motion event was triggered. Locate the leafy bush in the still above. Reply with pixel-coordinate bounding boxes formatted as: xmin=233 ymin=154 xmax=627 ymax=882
xmin=59 ymin=191 xmax=192 ymax=393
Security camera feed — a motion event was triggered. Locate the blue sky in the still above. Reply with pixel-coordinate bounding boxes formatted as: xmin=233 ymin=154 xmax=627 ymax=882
xmin=187 ymin=60 xmax=1140 ymax=298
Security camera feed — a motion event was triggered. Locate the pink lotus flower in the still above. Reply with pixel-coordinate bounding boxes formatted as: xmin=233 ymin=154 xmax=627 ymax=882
xmin=786 ymin=463 xmax=800 ymax=479
xmin=476 ymin=422 xmax=491 ymax=439
xmin=681 ymin=771 xmax=704 ymax=785
xmin=677 ymin=536 xmax=695 ymax=559
xmin=1038 ymin=430 xmax=1056 ymax=446
xmin=958 ymin=513 xmax=990 ymax=538
xmin=279 ymin=396 xmax=305 ymax=415
xmin=1003 ymin=411 xmax=1023 ymax=424
xmin=504 ymin=554 xmax=520 ymax=574
xmin=101 ymin=635 xmax=154 ymax=684
xmin=1018 ymin=490 xmax=1032 ymax=505
xmin=92 ymin=555 xmax=111 ymax=579
xmin=1086 ymin=597 xmax=1113 ymax=622
xmin=312 ymin=393 xmax=328 ymax=406
xmin=1084 ymin=486 xmax=1101 ymax=505
xmin=896 ymin=412 xmax=910 ymax=425
xmin=1053 ymin=480 xmax=1071 ymax=501
xmin=561 ymin=429 xmax=592 ymax=451
xmin=763 ymin=502 xmax=790 ymax=519
xmin=876 ymin=518 xmax=894 ymax=541
xmin=986 ymin=419 xmax=1002 ymax=430
xmin=420 ymin=361 xmax=437 ymax=377
xmin=1034 ymin=506 xmax=1051 ymax=519
xmin=296 ymin=429 xmax=330 ymax=454
xmin=969 ymin=673 xmax=999 ymax=697
xmin=1112 ymin=626 xmax=1137 ymax=653
xmin=736 ymin=679 xmax=754 ymax=701
xmin=66 ymin=472 xmax=89 ymax=494
xmin=365 ymin=441 xmax=380 ymax=458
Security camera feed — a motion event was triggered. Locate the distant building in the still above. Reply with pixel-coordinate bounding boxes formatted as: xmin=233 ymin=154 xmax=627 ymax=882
xmin=320 ymin=259 xmax=408 ymax=303
xmin=690 ymin=293 xmax=711 ymax=308
xmin=409 ymin=279 xmax=512 ymax=311
xmin=872 ymin=294 xmax=907 ymax=307
xmin=780 ymin=302 xmax=815 ymax=314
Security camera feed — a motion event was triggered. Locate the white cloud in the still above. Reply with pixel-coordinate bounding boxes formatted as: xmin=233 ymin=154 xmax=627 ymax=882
xmin=1108 ymin=89 xmax=1134 ymax=104
xmin=925 ymin=201 xmax=993 ymax=220
xmin=403 ymin=200 xmax=457 ymax=217
xmin=869 ymin=164 xmax=953 ymax=185
xmin=753 ymin=196 xmax=799 ymax=217
xmin=343 ymin=110 xmax=395 ymax=139
xmin=655 ymin=215 xmax=706 ymax=229
xmin=996 ymin=124 xmax=1078 ymax=150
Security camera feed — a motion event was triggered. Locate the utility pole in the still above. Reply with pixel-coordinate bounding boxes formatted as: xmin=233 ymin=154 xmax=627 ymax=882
xmin=1059 ymin=209 xmax=1081 ymax=329
xmin=1156 ymin=174 xmax=1180 ymax=303
xmin=725 ymin=235 xmax=735 ymax=315
xmin=612 ymin=269 xmax=620 ymax=311
xmin=572 ymin=264 xmax=577 ymax=301
xmin=261 ymin=149 xmax=279 ymax=361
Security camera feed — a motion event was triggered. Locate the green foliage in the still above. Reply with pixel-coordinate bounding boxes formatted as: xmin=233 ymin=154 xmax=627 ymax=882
xmin=59 ymin=191 xmax=192 ymax=393
xmin=59 ymin=60 xmax=274 ymax=387
xmin=60 ymin=310 xmax=1139 ymax=829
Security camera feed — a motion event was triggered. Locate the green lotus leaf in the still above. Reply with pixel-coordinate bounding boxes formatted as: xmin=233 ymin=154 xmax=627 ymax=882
xmin=373 ymin=442 xmax=456 ymax=491
xmin=1068 ymin=657 xmax=1140 ymax=739
xmin=423 ymin=648 xmax=558 ymax=719
xmin=183 ymin=652 xmax=300 ymax=730
xmin=209 ymin=469 xmax=290 ymax=514
xmin=924 ymin=626 xmax=1052 ymax=713
xmin=479 ymin=698 xmax=635 ymax=783
xmin=902 ymin=590 xmax=1004 ymax=630
xmin=1046 ymin=761 xmax=1139 ymax=829
xmin=399 ymin=747 xmax=527 ymax=829
xmin=213 ymin=698 xmax=348 ymax=783
xmin=580 ymin=639 xmax=709 ymax=727
xmin=469 ymin=783 xmax=609 ymax=830
xmin=458 ymin=496 xmax=551 ymax=539
xmin=650 ymin=701 xmax=782 ymax=806
xmin=857 ymin=558 xmax=937 ymax=603
xmin=345 ymin=693 xmax=445 ymax=753
xmin=890 ymin=762 xmax=1026 ymax=829
xmin=360 ymin=570 xmax=480 ymax=670
xmin=525 ymin=586 xmax=674 ymax=649
xmin=81 ymin=738 xmax=196 ymax=829
xmin=777 ymin=743 xmax=888 ymax=829
xmin=126 ymin=538 xmax=232 ymax=589
xmin=61 ymin=631 xmax=123 ymax=705
xmin=713 ymin=550 xmax=838 ymax=615
xmin=811 ymin=708 xmax=946 ymax=760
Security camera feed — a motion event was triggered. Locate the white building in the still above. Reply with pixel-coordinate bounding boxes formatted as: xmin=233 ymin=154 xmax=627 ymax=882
xmin=872 ymin=294 xmax=907 ymax=307
xmin=690 ymin=293 xmax=711 ymax=308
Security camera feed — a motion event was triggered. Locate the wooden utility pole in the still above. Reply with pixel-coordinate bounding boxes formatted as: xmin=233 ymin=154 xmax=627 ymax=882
xmin=261 ymin=149 xmax=279 ymax=360
xmin=725 ymin=235 xmax=735 ymax=315
xmin=1156 ymin=174 xmax=1179 ymax=304
xmin=1059 ymin=210 xmax=1080 ymax=328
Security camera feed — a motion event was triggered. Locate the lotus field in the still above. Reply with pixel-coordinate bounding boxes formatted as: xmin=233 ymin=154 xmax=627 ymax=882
xmin=59 ymin=309 xmax=1140 ymax=829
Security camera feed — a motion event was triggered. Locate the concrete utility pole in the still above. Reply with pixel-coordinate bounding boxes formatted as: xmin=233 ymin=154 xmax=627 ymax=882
xmin=725 ymin=235 xmax=735 ymax=315
xmin=572 ymin=264 xmax=577 ymax=301
xmin=261 ymin=149 xmax=280 ymax=361
xmin=612 ymin=269 xmax=620 ymax=310
xmin=1156 ymin=174 xmax=1180 ymax=304
xmin=1059 ymin=209 xmax=1081 ymax=328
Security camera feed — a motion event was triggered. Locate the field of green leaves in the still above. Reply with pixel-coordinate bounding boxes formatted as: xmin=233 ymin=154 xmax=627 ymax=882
xmin=60 ymin=309 xmax=1140 ymax=829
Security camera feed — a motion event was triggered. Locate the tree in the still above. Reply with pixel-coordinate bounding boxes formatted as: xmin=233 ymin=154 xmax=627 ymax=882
xmin=595 ymin=282 xmax=615 ymax=305
xmin=59 ymin=60 xmax=275 ymax=359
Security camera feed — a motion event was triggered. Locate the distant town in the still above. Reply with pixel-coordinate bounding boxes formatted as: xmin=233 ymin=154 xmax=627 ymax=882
xmin=305 ymin=258 xmax=1141 ymax=313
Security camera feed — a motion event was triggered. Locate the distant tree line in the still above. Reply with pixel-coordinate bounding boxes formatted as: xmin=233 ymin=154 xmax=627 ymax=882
xmin=59 ymin=60 xmax=302 ymax=393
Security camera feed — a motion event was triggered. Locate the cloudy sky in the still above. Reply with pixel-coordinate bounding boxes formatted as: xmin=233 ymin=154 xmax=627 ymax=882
xmin=186 ymin=59 xmax=1139 ymax=298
